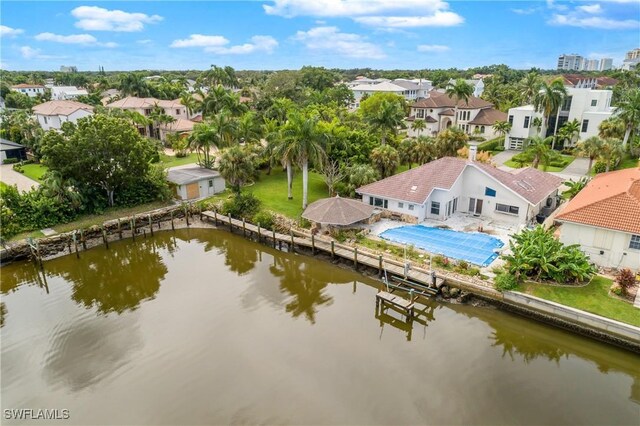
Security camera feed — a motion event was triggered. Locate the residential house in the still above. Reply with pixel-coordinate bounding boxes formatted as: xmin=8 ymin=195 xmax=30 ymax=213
xmin=562 ymin=74 xmax=598 ymax=89
xmin=11 ymin=84 xmax=45 ymax=98
xmin=556 ymin=168 xmax=640 ymax=272
xmin=447 ymin=78 xmax=484 ymax=97
xmin=357 ymin=152 xmax=563 ymax=226
xmin=32 ymin=100 xmax=94 ymax=131
xmin=0 ymin=138 xmax=27 ymax=164
xmin=50 ymin=86 xmax=89 ymax=100
xmin=167 ymin=167 xmax=226 ymax=200
xmin=504 ymin=87 xmax=614 ymax=150
xmin=100 ymin=88 xmax=121 ymax=105
xmin=349 ymin=78 xmax=432 ymax=109
xmin=105 ymin=96 xmax=189 ymax=137
xmin=406 ymin=90 xmax=506 ymax=140
xmin=158 ymin=118 xmax=197 ymax=143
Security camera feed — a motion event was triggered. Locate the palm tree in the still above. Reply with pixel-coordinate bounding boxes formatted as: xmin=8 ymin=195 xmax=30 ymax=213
xmin=492 ymin=120 xmax=512 ymax=141
xmin=557 ymin=119 xmax=580 ymax=148
xmin=119 ymin=73 xmax=150 ymax=97
xmin=577 ymin=136 xmax=603 ymax=174
xmin=435 ymin=127 xmax=468 ymax=157
xmin=201 ymin=85 xmax=231 ymax=117
xmin=267 ymin=98 xmax=295 ymax=125
xmin=366 ymin=99 xmax=405 ymax=145
xmin=598 ymin=117 xmax=624 ymax=139
xmin=411 ymin=119 xmax=426 ymax=137
xmin=180 ymin=92 xmax=201 ymax=118
xmin=614 ymin=88 xmax=640 ymax=149
xmin=520 ymin=72 xmax=541 ymax=104
xmin=598 ymin=138 xmax=624 ymax=172
xmin=370 ymin=145 xmax=400 ymax=178
xmin=532 ymin=117 xmax=543 ymax=135
xmin=398 ymin=138 xmax=418 ymax=169
xmin=236 ymin=112 xmax=262 ymax=145
xmin=445 ymin=79 xmax=474 ymax=126
xmin=218 ymin=145 xmax=256 ymax=193
xmin=524 ymin=136 xmax=553 ymax=169
xmin=149 ymin=105 xmax=175 ymax=139
xmin=279 ymin=114 xmax=328 ymax=209
xmin=189 ymin=115 xmax=234 ymax=169
xmin=533 ymin=78 xmax=567 ymax=148
xmin=262 ymin=118 xmax=281 ymax=175
xmin=415 ymin=136 xmax=435 ymax=164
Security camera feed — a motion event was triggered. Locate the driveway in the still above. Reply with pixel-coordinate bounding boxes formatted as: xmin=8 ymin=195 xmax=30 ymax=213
xmin=550 ymin=157 xmax=590 ymax=182
xmin=492 ymin=150 xmax=519 ymax=167
xmin=0 ymin=164 xmax=40 ymax=192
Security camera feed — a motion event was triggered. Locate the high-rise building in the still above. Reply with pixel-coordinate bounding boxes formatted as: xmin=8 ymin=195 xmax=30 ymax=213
xmin=557 ymin=54 xmax=584 ymax=71
xmin=60 ymin=65 xmax=77 ymax=73
xmin=583 ymin=59 xmax=600 ymax=71
xmin=625 ymin=48 xmax=640 ymax=60
xmin=599 ymin=58 xmax=613 ymax=71
xmin=622 ymin=48 xmax=640 ymax=71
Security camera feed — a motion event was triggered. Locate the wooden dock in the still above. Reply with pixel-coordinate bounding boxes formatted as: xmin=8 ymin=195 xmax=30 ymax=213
xmin=376 ymin=290 xmax=415 ymax=320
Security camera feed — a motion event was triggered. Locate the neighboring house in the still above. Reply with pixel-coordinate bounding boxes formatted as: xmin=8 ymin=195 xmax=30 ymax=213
xmin=406 ymin=90 xmax=506 ymax=140
xmin=106 ymin=96 xmax=188 ymax=137
xmin=11 ymin=84 xmax=45 ymax=98
xmin=447 ymin=78 xmax=484 ymax=97
xmin=357 ymin=154 xmax=563 ymax=226
xmin=50 ymin=86 xmax=89 ymax=100
xmin=556 ymin=168 xmax=640 ymax=272
xmin=504 ymin=87 xmax=614 ymax=150
xmin=562 ymin=74 xmax=598 ymax=89
xmin=32 ymin=100 xmax=94 ymax=131
xmin=167 ymin=167 xmax=225 ymax=200
xmin=595 ymin=76 xmax=618 ymax=89
xmin=0 ymin=138 xmax=27 ymax=164
xmin=100 ymin=88 xmax=121 ymax=105
xmin=349 ymin=78 xmax=432 ymax=109
xmin=158 ymin=118 xmax=197 ymax=142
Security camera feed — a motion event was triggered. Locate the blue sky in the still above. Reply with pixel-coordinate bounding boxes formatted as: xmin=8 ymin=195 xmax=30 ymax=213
xmin=1 ymin=1 xmax=638 ymax=71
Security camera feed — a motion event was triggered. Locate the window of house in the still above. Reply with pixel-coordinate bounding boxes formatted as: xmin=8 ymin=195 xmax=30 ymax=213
xmin=43 ymin=116 xmax=48 ymax=124
xmin=416 ymin=109 xmax=424 ymax=118
xmin=495 ymin=203 xmax=519 ymax=215
xmin=485 ymin=187 xmax=496 ymax=197
xmin=370 ymin=197 xmax=388 ymax=208
xmin=480 ymin=126 xmax=485 ymax=133
xmin=561 ymin=96 xmax=572 ymax=111
xmin=581 ymin=119 xmax=589 ymax=132
xmin=508 ymin=115 xmax=513 ymax=125
xmin=590 ymin=99 xmax=597 ymax=107
xmin=176 ymin=109 xmax=181 ymax=115
xmin=524 ymin=116 xmax=530 ymax=128
xmin=408 ymin=204 xmax=415 ymax=211
xmin=208 ymin=180 xmax=213 ymax=187
xmin=145 ymin=109 xmax=151 ymax=116
xmin=431 ymin=201 xmax=440 ymax=215
xmin=630 ymin=235 xmax=640 ymax=250
xmin=398 ymin=202 xmax=404 ymax=208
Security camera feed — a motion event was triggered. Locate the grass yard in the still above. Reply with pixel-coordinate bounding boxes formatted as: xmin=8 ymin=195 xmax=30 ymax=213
xmin=0 ymin=181 xmax=9 ymax=191
xmin=202 ymin=168 xmax=329 ymax=219
xmin=618 ymin=154 xmax=639 ymax=170
xmin=160 ymin=153 xmax=199 ymax=168
xmin=520 ymin=276 xmax=640 ymax=327
xmin=504 ymin=155 xmax=575 ymax=172
xmin=21 ymin=163 xmax=49 ymax=182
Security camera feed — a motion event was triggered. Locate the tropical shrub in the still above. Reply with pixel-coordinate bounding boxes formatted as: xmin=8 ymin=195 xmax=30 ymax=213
xmin=615 ymin=268 xmax=636 ymax=296
xmin=502 ymin=226 xmax=595 ymax=284
xmin=494 ymin=273 xmax=519 ymax=292
xmin=222 ymin=192 xmax=261 ymax=219
xmin=253 ymin=210 xmax=275 ymax=230
xmin=562 ymin=177 xmax=589 ymax=200
xmin=2 ymin=158 xmax=19 ymax=165
xmin=592 ymin=161 xmax=607 ymax=174
xmin=477 ymin=138 xmax=502 ymax=151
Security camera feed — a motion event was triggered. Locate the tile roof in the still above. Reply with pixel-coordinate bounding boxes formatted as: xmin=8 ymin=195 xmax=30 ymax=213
xmin=468 ymin=108 xmax=507 ymax=125
xmin=11 ymin=83 xmax=44 ymax=89
xmin=158 ymin=118 xmax=196 ymax=132
xmin=302 ymin=196 xmax=376 ymax=225
xmin=0 ymin=138 xmax=25 ymax=150
xmin=357 ymin=157 xmax=563 ymax=205
xmin=32 ymin=100 xmax=94 ymax=116
xmin=556 ymin=167 xmax=640 ymax=234
xmin=440 ymin=108 xmax=455 ymax=116
xmin=106 ymin=96 xmax=184 ymax=110
xmin=411 ymin=91 xmax=493 ymax=109
xmin=424 ymin=115 xmax=438 ymax=123
xmin=167 ymin=167 xmax=221 ymax=185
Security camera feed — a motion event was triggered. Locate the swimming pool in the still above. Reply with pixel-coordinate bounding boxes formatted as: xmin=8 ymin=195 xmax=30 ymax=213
xmin=379 ymin=225 xmax=504 ymax=267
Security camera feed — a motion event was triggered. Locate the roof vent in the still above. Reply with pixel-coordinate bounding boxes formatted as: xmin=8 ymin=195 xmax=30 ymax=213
xmin=410 ymin=185 xmax=418 ymax=192
xmin=517 ymin=180 xmax=534 ymax=191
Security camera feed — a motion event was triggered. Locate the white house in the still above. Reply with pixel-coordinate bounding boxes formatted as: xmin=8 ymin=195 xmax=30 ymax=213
xmin=349 ymin=79 xmax=432 ymax=109
xmin=158 ymin=118 xmax=197 ymax=143
xmin=32 ymin=100 xmax=94 ymax=131
xmin=406 ymin=91 xmax=506 ymax=140
xmin=0 ymin=138 xmax=27 ymax=164
xmin=447 ymin=78 xmax=484 ymax=97
xmin=106 ymin=96 xmax=189 ymax=137
xmin=11 ymin=84 xmax=45 ymax=98
xmin=50 ymin=86 xmax=89 ymax=100
xmin=357 ymin=153 xmax=563 ymax=226
xmin=504 ymin=87 xmax=614 ymax=150
xmin=167 ymin=167 xmax=226 ymax=200
xmin=556 ymin=168 xmax=640 ymax=272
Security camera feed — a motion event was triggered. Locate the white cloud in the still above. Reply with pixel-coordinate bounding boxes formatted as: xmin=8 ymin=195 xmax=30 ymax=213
xmin=577 ymin=4 xmax=603 ymax=13
xmin=35 ymin=32 xmax=118 ymax=47
xmin=546 ymin=0 xmax=569 ymax=11
xmin=0 ymin=25 xmax=24 ymax=38
xmin=19 ymin=46 xmax=62 ymax=60
xmin=264 ymin=0 xmax=463 ymax=28
xmin=71 ymin=6 xmax=163 ymax=32
xmin=417 ymin=44 xmax=450 ymax=52
xmin=137 ymin=39 xmax=153 ymax=45
xmin=549 ymin=14 xmax=639 ymax=29
xmin=171 ymin=34 xmax=278 ymax=55
xmin=293 ymin=26 xmax=385 ymax=59
xmin=511 ymin=8 xmax=538 ymax=15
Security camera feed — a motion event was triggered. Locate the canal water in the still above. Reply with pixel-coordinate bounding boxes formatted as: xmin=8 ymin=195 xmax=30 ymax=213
xmin=1 ymin=229 xmax=638 ymax=425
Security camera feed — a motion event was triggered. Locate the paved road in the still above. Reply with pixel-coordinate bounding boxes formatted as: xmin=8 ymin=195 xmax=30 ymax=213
xmin=0 ymin=164 xmax=40 ymax=192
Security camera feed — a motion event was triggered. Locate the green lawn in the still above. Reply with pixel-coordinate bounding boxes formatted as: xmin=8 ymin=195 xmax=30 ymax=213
xmin=21 ymin=164 xmax=49 ymax=182
xmin=160 ymin=153 xmax=199 ymax=168
xmin=520 ymin=276 xmax=640 ymax=327
xmin=618 ymin=154 xmax=639 ymax=170
xmin=0 ymin=181 xmax=8 ymax=191
xmin=203 ymin=168 xmax=329 ymax=219
xmin=504 ymin=155 xmax=575 ymax=172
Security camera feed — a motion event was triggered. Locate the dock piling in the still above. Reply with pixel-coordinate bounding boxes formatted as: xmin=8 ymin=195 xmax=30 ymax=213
xmin=331 ymin=241 xmax=335 ymax=259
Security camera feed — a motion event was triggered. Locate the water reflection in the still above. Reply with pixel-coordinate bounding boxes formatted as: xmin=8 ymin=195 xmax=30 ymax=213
xmin=0 ymin=262 xmax=42 ymax=294
xmin=376 ymin=299 xmax=437 ymax=341
xmin=199 ymin=232 xmax=260 ymax=275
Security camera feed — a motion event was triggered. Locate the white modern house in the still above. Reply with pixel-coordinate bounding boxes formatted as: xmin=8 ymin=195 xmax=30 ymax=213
xmin=447 ymin=78 xmax=484 ymax=97
xmin=32 ymin=100 xmax=94 ymax=131
xmin=167 ymin=167 xmax=226 ymax=200
xmin=357 ymin=152 xmax=563 ymax=226
xmin=349 ymin=78 xmax=432 ymax=109
xmin=106 ymin=96 xmax=190 ymax=137
xmin=11 ymin=84 xmax=45 ymax=98
xmin=504 ymin=87 xmax=614 ymax=150
xmin=50 ymin=86 xmax=89 ymax=100
xmin=556 ymin=168 xmax=640 ymax=272
xmin=406 ymin=91 xmax=506 ymax=140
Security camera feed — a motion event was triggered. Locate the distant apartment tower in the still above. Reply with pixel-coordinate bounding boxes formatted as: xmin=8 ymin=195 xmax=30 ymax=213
xmin=622 ymin=48 xmax=640 ymax=71
xmin=60 ymin=65 xmax=77 ymax=73
xmin=583 ymin=59 xmax=600 ymax=71
xmin=626 ymin=48 xmax=640 ymax=60
xmin=557 ymin=54 xmax=584 ymax=71
xmin=599 ymin=58 xmax=613 ymax=71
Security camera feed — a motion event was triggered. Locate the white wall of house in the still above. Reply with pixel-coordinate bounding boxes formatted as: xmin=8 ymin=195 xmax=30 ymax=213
xmin=36 ymin=109 xmax=93 ymax=131
xmin=504 ymin=106 xmax=545 ymax=150
xmin=12 ymin=87 xmax=45 ymax=98
xmin=175 ymin=177 xmax=226 ymax=200
xmin=559 ymin=222 xmax=640 ymax=272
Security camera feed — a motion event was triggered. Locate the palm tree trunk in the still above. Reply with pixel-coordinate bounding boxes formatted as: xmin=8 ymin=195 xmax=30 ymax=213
xmin=552 ymin=108 xmax=561 ymax=150
xmin=286 ymin=159 xmax=293 ymax=200
xmin=622 ymin=125 xmax=631 ymax=149
xmin=453 ymin=107 xmax=458 ymax=127
xmin=588 ymin=156 xmax=594 ymax=174
xmin=302 ymin=161 xmax=309 ymax=210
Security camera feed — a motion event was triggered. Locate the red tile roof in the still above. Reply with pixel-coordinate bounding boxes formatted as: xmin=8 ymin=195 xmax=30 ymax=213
xmin=11 ymin=83 xmax=44 ymax=89
xmin=357 ymin=157 xmax=563 ymax=205
xmin=556 ymin=167 xmax=640 ymax=234
xmin=468 ymin=108 xmax=507 ymax=126
xmin=411 ymin=91 xmax=493 ymax=110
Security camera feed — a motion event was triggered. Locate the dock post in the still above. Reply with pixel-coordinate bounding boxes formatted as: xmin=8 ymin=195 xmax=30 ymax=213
xmin=257 ymin=223 xmax=261 ymax=242
xmin=143 ymin=229 xmax=146 ymax=238
xmin=311 ymin=234 xmax=315 ymax=255
xmin=272 ymin=229 xmax=276 ymax=248
xmin=354 ymin=247 xmax=358 ymax=270
xmin=67 ymin=237 xmax=72 ymax=254
xmin=73 ymin=232 xmax=79 ymax=259
xmin=242 ymin=218 xmax=246 ymax=237
xmin=290 ymin=228 xmax=294 ymax=251
xmin=80 ymin=229 xmax=87 ymax=249
xmin=131 ymin=218 xmax=136 ymax=241
xmin=378 ymin=255 xmax=383 ymax=277
xmin=228 ymin=215 xmax=232 ymax=232
xmin=117 ymin=219 xmax=122 ymax=239
xmin=213 ymin=210 xmax=217 ymax=226
xmin=331 ymin=241 xmax=335 ymax=259
xmin=148 ymin=215 xmax=154 ymax=237
xmin=102 ymin=226 xmax=109 ymax=248
xmin=185 ymin=206 xmax=190 ymax=227
xmin=170 ymin=210 xmax=175 ymax=230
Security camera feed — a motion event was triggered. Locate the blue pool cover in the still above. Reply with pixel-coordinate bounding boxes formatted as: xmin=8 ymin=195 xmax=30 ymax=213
xmin=380 ymin=225 xmax=504 ymax=267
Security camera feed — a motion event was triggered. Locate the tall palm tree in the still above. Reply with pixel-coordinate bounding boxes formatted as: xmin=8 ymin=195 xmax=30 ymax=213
xmin=598 ymin=117 xmax=625 ymax=139
xmin=598 ymin=138 xmax=624 ymax=172
xmin=370 ymin=145 xmax=400 ymax=178
xmin=411 ymin=119 xmax=426 ymax=137
xmin=415 ymin=136 xmax=435 ymax=164
xmin=533 ymin=78 xmax=567 ymax=148
xmin=201 ymin=85 xmax=231 ymax=117
xmin=189 ymin=113 xmax=235 ymax=169
xmin=236 ymin=112 xmax=262 ymax=145
xmin=445 ymin=79 xmax=474 ymax=126
xmin=614 ymin=88 xmax=640 ymax=149
xmin=557 ymin=119 xmax=580 ymax=148
xmin=520 ymin=72 xmax=541 ymax=104
xmin=119 ymin=73 xmax=150 ymax=97
xmin=366 ymin=99 xmax=405 ymax=145
xmin=180 ymin=92 xmax=201 ymax=118
xmin=218 ymin=145 xmax=256 ymax=193
xmin=148 ymin=105 xmax=175 ymax=139
xmin=578 ymin=136 xmax=603 ymax=174
xmin=279 ymin=114 xmax=327 ymax=209
xmin=262 ymin=118 xmax=281 ymax=175
xmin=524 ymin=136 xmax=553 ymax=169
xmin=492 ymin=120 xmax=512 ymax=141
xmin=532 ymin=117 xmax=543 ymax=135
